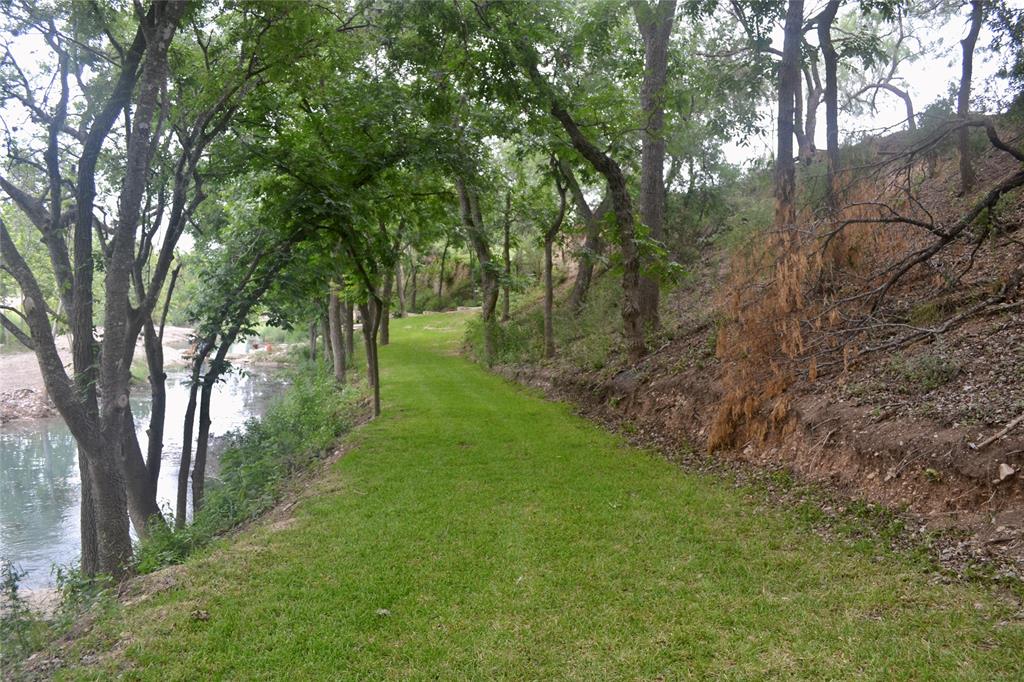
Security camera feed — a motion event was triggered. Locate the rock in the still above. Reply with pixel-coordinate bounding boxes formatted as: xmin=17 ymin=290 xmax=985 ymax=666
xmin=998 ymin=463 xmax=1016 ymax=482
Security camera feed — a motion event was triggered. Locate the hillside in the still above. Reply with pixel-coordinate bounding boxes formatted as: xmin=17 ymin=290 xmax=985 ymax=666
xmin=484 ymin=117 xmax=1024 ymax=574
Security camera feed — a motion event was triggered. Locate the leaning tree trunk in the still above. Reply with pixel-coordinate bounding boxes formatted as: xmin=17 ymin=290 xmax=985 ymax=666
xmin=635 ymin=0 xmax=676 ymax=330
xmin=328 ymin=288 xmax=346 ymax=384
xmin=775 ymin=0 xmax=804 ymax=230
xmin=519 ymin=45 xmax=645 ymax=359
xmin=958 ymin=0 xmax=984 ymax=195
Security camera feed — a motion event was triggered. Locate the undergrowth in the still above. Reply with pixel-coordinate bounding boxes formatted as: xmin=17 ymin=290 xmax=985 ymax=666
xmin=465 ymin=275 xmax=623 ymax=370
xmin=135 ymin=362 xmax=364 ymax=573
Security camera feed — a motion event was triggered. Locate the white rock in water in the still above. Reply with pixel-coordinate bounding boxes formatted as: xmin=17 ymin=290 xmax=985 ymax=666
xmin=998 ymin=463 xmax=1015 ymax=482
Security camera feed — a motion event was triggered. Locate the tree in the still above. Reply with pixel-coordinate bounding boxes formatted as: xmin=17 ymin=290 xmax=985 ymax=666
xmin=634 ymin=0 xmax=678 ymax=328
xmin=959 ymin=0 xmax=985 ymax=194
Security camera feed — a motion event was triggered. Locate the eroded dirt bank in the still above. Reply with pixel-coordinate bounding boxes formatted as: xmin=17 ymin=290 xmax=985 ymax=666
xmin=495 ymin=301 xmax=1024 ymax=577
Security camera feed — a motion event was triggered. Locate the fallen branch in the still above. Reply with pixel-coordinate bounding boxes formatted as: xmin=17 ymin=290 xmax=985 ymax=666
xmin=970 ymin=412 xmax=1024 ymax=450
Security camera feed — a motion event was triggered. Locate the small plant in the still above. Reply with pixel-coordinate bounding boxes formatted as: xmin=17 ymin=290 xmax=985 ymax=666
xmin=1 ymin=560 xmax=47 ymax=671
xmin=888 ymin=352 xmax=961 ymax=394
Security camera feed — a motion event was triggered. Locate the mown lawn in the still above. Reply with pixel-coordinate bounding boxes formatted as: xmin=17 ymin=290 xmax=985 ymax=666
xmin=62 ymin=312 xmax=1024 ymax=680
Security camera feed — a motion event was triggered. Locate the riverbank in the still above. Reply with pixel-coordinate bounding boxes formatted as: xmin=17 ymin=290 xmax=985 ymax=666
xmin=27 ymin=312 xmax=1024 ymax=680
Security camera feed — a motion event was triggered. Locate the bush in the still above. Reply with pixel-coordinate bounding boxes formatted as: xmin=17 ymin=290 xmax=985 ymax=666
xmin=136 ymin=365 xmax=364 ymax=573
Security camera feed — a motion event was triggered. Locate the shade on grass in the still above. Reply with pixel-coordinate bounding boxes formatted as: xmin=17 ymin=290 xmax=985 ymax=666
xmin=64 ymin=313 xmax=1024 ymax=680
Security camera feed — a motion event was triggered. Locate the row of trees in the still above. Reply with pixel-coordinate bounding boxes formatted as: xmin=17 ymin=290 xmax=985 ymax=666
xmin=1 ymin=0 xmax=1020 ymax=579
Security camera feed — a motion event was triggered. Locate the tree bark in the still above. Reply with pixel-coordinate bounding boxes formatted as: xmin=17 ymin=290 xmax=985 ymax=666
xmin=308 ymin=320 xmax=317 ymax=360
xmin=437 ymin=238 xmax=449 ymax=304
xmin=358 ymin=299 xmax=382 ymax=417
xmin=818 ymin=0 xmax=841 ymax=212
xmin=958 ymin=0 xmax=984 ymax=195
xmin=561 ymin=160 xmax=609 ymax=312
xmin=119 ymin=407 xmax=162 ymax=537
xmin=409 ymin=265 xmax=419 ymax=312
xmin=343 ymin=299 xmax=354 ymax=361
xmin=502 ymin=192 xmax=512 ymax=322
xmin=380 ymin=269 xmax=393 ymax=346
xmin=177 ymin=340 xmax=209 ymax=528
xmin=775 ymin=0 xmax=804 ymax=229
xmin=543 ymin=175 xmax=568 ymax=359
xmin=455 ymin=178 xmax=500 ymax=361
xmin=396 ymin=260 xmax=406 ymax=318
xmin=321 ymin=314 xmax=332 ymax=363
xmin=328 ymin=288 xmax=346 ymax=383
xmin=634 ymin=0 xmax=676 ymax=329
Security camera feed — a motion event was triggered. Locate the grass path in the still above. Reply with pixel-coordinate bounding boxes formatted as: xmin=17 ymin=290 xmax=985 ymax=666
xmin=66 ymin=313 xmax=1023 ymax=680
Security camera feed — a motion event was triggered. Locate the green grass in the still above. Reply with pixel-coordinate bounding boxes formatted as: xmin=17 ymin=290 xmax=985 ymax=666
xmin=60 ymin=312 xmax=1024 ymax=680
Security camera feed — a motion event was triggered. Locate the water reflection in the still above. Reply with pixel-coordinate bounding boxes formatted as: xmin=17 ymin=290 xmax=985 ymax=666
xmin=0 ymin=370 xmax=283 ymax=588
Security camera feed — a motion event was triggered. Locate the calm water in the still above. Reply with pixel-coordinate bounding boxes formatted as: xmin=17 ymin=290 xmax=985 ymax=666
xmin=0 ymin=370 xmax=284 ymax=588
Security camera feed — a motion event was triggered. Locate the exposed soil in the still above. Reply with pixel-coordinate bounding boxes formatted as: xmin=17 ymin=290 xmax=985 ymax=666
xmin=494 ymin=140 xmax=1024 ymax=578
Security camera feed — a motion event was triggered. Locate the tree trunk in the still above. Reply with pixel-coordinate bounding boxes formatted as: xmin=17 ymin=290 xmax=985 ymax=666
xmin=634 ymin=0 xmax=676 ymax=330
xmin=176 ymin=335 xmax=214 ymax=529
xmin=82 ymin=451 xmax=133 ymax=580
xmin=78 ymin=457 xmax=99 ymax=575
xmin=775 ymin=0 xmax=804 ymax=229
xmin=409 ymin=265 xmax=419 ymax=312
xmin=119 ymin=407 xmax=162 ymax=537
xmin=437 ymin=238 xmax=448 ymax=303
xmin=320 ymin=315 xmax=331 ymax=363
xmin=192 ymin=376 xmax=214 ymax=516
xmin=380 ymin=269 xmax=393 ymax=346
xmin=396 ymin=260 xmax=406 ymax=318
xmin=142 ymin=320 xmax=166 ymax=493
xmin=958 ymin=0 xmax=983 ymax=195
xmin=359 ymin=299 xmax=382 ymax=417
xmin=543 ymin=238 xmax=555 ymax=359
xmin=502 ymin=192 xmax=512 ymax=322
xmin=455 ymin=178 xmax=501 ymax=362
xmin=561 ymin=161 xmax=608 ymax=312
xmin=343 ymin=299 xmax=354 ymax=361
xmin=818 ymin=0 xmax=841 ymax=212
xmin=328 ymin=288 xmax=346 ymax=384
xmin=176 ymin=357 xmax=204 ymax=528
xmin=308 ymin=321 xmax=317 ymax=360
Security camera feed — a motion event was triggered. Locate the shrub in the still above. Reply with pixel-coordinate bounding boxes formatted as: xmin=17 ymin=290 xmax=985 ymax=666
xmin=136 ymin=365 xmax=364 ymax=573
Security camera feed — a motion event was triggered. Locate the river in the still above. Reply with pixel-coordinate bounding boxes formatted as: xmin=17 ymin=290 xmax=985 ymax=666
xmin=0 ymin=369 xmax=284 ymax=588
